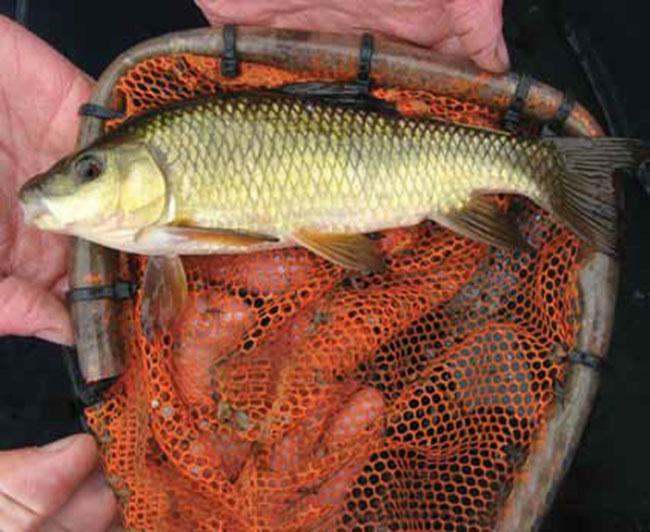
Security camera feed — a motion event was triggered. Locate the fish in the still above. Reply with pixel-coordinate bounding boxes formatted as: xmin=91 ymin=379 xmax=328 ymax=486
xmin=17 ymin=91 xmax=647 ymax=334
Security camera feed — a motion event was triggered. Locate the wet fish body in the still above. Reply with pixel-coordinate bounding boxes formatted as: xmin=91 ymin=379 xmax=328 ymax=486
xmin=19 ymin=91 xmax=646 ymax=269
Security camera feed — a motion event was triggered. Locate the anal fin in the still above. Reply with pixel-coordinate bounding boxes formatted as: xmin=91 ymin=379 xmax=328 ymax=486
xmin=433 ymin=196 xmax=528 ymax=250
xmin=293 ymin=229 xmax=384 ymax=272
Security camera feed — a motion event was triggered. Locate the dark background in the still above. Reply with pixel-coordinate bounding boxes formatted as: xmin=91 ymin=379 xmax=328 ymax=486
xmin=0 ymin=1 xmax=649 ymax=530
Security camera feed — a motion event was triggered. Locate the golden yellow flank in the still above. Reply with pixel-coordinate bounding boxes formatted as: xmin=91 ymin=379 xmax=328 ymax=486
xmin=138 ymin=96 xmax=551 ymax=234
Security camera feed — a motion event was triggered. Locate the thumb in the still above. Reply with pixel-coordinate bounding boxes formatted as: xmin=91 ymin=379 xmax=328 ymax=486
xmin=0 ymin=275 xmax=73 ymax=345
xmin=0 ymin=434 xmax=98 ymax=530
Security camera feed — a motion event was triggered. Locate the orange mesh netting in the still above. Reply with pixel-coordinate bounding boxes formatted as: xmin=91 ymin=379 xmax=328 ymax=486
xmin=84 ymin=54 xmax=583 ymax=531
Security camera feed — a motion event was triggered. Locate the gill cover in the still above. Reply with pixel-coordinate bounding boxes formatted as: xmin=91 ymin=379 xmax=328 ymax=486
xmin=19 ymin=140 xmax=168 ymax=236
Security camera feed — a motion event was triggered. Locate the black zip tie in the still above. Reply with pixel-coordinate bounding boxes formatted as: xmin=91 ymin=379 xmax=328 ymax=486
xmin=78 ymin=103 xmax=125 ymax=120
xmin=276 ymin=33 xmax=376 ymax=103
xmin=280 ymin=81 xmax=374 ymax=98
xmin=554 ymin=91 xmax=575 ymax=126
xmin=568 ymin=349 xmax=603 ymax=371
xmin=541 ymin=91 xmax=576 ymax=137
xmin=502 ymin=74 xmax=532 ymax=133
xmin=63 ymin=346 xmax=118 ymax=408
xmin=67 ymin=281 xmax=136 ymax=304
xmin=16 ymin=0 xmax=29 ymax=27
xmin=356 ymin=33 xmax=375 ymax=93
xmin=221 ymin=24 xmax=239 ymax=78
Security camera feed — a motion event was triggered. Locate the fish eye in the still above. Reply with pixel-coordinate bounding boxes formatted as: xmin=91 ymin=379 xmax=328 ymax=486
xmin=74 ymin=154 xmax=104 ymax=181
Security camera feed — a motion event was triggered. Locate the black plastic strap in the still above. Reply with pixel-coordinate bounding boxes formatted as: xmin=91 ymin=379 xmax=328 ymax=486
xmin=541 ymin=91 xmax=576 ymax=137
xmin=16 ymin=0 xmax=29 ymax=27
xmin=554 ymin=91 xmax=575 ymax=126
xmin=221 ymin=24 xmax=239 ymax=78
xmin=67 ymin=281 xmax=135 ymax=304
xmin=78 ymin=103 xmax=125 ymax=120
xmin=356 ymin=33 xmax=375 ymax=92
xmin=502 ymin=74 xmax=532 ymax=132
xmin=568 ymin=349 xmax=603 ymax=371
xmin=280 ymin=81 xmax=372 ymax=99
xmin=276 ymin=81 xmax=397 ymax=114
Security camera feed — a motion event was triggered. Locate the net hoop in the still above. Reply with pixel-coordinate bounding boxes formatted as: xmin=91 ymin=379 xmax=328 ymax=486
xmin=68 ymin=25 xmax=617 ymax=531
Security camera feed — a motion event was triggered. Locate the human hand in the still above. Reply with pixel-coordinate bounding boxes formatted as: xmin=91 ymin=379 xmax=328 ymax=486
xmin=195 ymin=0 xmax=509 ymax=72
xmin=0 ymin=16 xmax=93 ymax=346
xmin=0 ymin=434 xmax=118 ymax=531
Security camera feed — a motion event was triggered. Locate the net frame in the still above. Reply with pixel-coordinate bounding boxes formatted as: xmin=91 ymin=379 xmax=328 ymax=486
xmin=67 ymin=25 xmax=617 ymax=531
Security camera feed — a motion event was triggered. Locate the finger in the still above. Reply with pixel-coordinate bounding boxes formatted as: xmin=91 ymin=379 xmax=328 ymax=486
xmin=0 ymin=434 xmax=98 ymax=531
xmin=444 ymin=0 xmax=509 ymax=72
xmin=270 ymin=391 xmax=336 ymax=473
xmin=323 ymin=387 xmax=385 ymax=447
xmin=173 ymin=293 xmax=254 ymax=401
xmin=0 ymin=275 xmax=73 ymax=345
xmin=52 ymin=468 xmax=117 ymax=532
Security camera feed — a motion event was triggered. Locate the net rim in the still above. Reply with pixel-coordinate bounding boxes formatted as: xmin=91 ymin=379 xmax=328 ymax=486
xmin=67 ymin=24 xmax=617 ymax=532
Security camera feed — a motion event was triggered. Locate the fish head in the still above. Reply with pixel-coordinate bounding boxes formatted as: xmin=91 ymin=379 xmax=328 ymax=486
xmin=19 ymin=139 xmax=168 ymax=243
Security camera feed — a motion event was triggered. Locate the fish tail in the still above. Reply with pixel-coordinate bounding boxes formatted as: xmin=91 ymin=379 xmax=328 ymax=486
xmin=547 ymin=137 xmax=649 ymax=255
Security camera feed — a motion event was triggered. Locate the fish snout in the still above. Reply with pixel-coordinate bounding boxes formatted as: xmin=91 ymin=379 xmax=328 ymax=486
xmin=18 ymin=185 xmax=58 ymax=229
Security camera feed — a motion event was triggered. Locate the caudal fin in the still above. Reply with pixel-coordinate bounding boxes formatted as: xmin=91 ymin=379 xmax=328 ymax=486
xmin=548 ymin=137 xmax=648 ymax=255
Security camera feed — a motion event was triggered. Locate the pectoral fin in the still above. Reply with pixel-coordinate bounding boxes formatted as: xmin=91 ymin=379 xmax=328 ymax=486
xmin=293 ymin=229 xmax=384 ymax=271
xmin=141 ymin=255 xmax=188 ymax=342
xmin=433 ymin=196 xmax=528 ymax=250
xmin=136 ymin=224 xmax=279 ymax=248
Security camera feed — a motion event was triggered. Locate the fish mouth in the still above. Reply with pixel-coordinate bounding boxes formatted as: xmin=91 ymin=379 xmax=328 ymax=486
xmin=18 ymin=188 xmax=63 ymax=230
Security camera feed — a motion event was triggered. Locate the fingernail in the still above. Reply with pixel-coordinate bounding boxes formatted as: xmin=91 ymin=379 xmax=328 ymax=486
xmin=497 ymin=36 xmax=510 ymax=70
xmin=39 ymin=433 xmax=82 ymax=453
